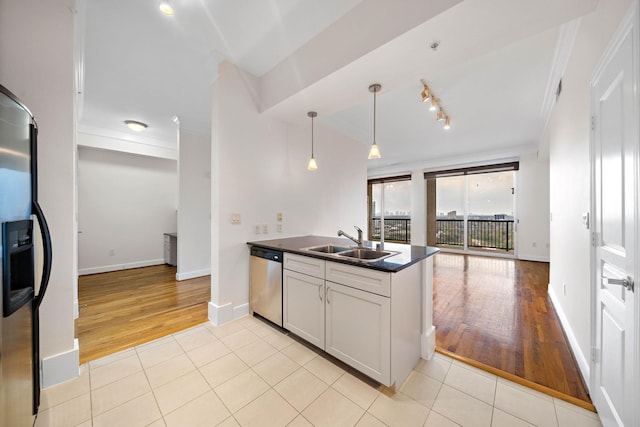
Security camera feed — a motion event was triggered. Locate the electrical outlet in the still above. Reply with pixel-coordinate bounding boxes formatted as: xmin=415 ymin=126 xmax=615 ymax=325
xmin=262 ymin=224 xmax=268 ymax=234
xmin=277 ymin=223 xmax=283 ymax=233
xmin=254 ymin=224 xmax=260 ymax=234
xmin=231 ymin=213 xmax=241 ymax=224
xmin=563 ymin=283 xmax=567 ymax=296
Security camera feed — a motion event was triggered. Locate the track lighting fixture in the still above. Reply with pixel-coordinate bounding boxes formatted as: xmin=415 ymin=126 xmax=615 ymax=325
xmin=368 ymin=84 xmax=382 ymax=160
xmin=429 ymin=97 xmax=438 ymax=112
xmin=420 ymin=83 xmax=431 ymax=103
xmin=420 ymin=79 xmax=451 ymax=130
xmin=420 ymin=80 xmax=432 ymax=103
xmin=307 ymin=111 xmax=318 ymax=171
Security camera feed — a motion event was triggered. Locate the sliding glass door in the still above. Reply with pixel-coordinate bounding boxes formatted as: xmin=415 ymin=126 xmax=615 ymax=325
xmin=430 ymin=164 xmax=516 ymax=255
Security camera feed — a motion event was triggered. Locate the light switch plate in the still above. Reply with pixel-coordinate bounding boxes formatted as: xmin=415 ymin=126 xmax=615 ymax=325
xmin=277 ymin=212 xmax=283 ymax=222
xmin=231 ymin=213 xmax=241 ymax=224
xmin=262 ymin=224 xmax=268 ymax=234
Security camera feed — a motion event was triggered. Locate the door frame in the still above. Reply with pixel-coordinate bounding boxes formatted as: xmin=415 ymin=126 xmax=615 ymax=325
xmin=589 ymin=1 xmax=640 ymax=425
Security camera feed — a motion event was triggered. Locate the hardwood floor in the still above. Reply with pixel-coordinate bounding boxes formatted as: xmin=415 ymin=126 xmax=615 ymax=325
xmin=433 ymin=253 xmax=592 ymax=409
xmin=77 ymin=265 xmax=210 ymax=364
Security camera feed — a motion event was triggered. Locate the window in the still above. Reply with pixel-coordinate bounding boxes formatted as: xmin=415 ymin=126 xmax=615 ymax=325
xmin=368 ymin=176 xmax=411 ymax=243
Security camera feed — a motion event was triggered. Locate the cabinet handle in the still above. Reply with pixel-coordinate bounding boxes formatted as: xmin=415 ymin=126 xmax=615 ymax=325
xmin=318 ymin=284 xmax=323 ymax=301
xmin=326 ymin=286 xmax=331 ymax=304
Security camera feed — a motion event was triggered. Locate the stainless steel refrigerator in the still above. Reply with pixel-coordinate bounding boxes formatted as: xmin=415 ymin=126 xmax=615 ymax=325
xmin=0 ymin=84 xmax=52 ymax=427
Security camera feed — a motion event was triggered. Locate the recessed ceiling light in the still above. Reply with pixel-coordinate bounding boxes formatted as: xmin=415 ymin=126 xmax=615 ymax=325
xmin=124 ymin=120 xmax=148 ymax=131
xmin=159 ymin=0 xmax=174 ymax=16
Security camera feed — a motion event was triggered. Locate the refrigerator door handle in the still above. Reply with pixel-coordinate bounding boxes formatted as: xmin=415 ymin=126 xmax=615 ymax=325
xmin=32 ymin=201 xmax=52 ymax=309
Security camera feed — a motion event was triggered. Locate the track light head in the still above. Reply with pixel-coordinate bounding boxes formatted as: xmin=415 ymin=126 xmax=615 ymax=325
xmin=421 ymin=87 xmax=431 ymax=103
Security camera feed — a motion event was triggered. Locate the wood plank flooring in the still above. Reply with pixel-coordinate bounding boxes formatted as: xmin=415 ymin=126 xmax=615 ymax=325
xmin=77 ymin=265 xmax=210 ymax=364
xmin=433 ymin=253 xmax=592 ymax=407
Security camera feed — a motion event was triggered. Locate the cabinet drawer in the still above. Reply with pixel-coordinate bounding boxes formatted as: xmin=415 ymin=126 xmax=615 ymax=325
xmin=284 ymin=253 xmax=325 ymax=279
xmin=326 ymin=261 xmax=390 ymax=297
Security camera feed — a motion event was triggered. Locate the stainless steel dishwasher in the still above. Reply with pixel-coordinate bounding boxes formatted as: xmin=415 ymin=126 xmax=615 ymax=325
xmin=249 ymin=246 xmax=283 ymax=326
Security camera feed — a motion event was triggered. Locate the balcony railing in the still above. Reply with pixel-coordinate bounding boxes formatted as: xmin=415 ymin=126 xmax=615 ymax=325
xmin=436 ymin=218 xmax=514 ymax=251
xmin=370 ymin=217 xmax=515 ymax=251
xmin=370 ymin=217 xmax=410 ymax=243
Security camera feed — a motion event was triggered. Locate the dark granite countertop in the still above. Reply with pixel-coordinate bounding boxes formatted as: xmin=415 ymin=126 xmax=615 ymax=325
xmin=247 ymin=235 xmax=439 ymax=273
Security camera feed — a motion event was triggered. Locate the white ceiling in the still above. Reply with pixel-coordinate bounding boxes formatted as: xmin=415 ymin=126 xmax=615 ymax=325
xmin=77 ymin=0 xmax=599 ymax=174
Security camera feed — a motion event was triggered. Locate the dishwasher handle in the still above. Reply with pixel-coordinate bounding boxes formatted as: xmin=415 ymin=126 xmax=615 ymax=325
xmin=250 ymin=246 xmax=283 ymax=263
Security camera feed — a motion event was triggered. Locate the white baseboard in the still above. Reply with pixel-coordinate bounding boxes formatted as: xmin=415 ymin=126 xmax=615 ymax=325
xmin=233 ymin=303 xmax=249 ymax=319
xmin=517 ymin=253 xmax=550 ymax=262
xmin=421 ymin=325 xmax=436 ymax=360
xmin=41 ymin=339 xmax=79 ymax=389
xmin=208 ymin=301 xmax=250 ymax=326
xmin=548 ymin=286 xmax=590 ymax=389
xmin=176 ymin=268 xmax=211 ymax=281
xmin=208 ymin=301 xmax=233 ymax=326
xmin=78 ymin=259 xmax=165 ymax=276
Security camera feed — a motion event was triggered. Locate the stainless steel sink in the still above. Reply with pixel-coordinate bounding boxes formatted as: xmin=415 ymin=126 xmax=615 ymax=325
xmin=303 ymin=244 xmax=351 ymax=254
xmin=337 ymin=248 xmax=395 ymax=262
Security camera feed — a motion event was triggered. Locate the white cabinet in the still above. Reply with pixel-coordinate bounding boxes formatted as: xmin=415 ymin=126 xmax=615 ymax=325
xmin=325 ymin=281 xmax=390 ymax=384
xmin=283 ymin=253 xmax=422 ymax=388
xmin=283 ymin=269 xmax=325 ymax=348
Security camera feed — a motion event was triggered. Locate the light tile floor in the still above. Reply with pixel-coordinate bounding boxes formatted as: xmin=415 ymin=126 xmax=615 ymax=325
xmin=35 ymin=316 xmax=602 ymax=427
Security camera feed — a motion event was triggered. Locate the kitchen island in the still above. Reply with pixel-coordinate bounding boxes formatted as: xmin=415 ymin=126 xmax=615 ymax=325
xmin=247 ymin=235 xmax=438 ymax=389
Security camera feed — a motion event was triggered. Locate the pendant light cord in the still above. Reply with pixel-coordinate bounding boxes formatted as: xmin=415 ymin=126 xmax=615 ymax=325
xmin=311 ymin=115 xmax=314 ymax=157
xmin=373 ymin=90 xmax=377 ymax=143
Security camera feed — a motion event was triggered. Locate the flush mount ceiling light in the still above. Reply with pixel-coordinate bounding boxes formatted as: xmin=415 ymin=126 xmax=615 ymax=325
xmin=124 ymin=120 xmax=148 ymax=132
xmin=159 ymin=0 xmax=174 ymax=16
xmin=307 ymin=111 xmax=318 ymax=171
xmin=368 ymin=83 xmax=382 ymax=160
xmin=420 ymin=79 xmax=451 ymax=130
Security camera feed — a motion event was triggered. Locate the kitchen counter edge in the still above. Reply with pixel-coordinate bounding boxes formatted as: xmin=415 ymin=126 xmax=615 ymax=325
xmin=247 ymin=235 xmax=439 ymax=273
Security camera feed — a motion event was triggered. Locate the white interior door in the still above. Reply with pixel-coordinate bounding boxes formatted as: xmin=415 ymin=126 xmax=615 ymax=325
xmin=591 ymin=5 xmax=638 ymax=426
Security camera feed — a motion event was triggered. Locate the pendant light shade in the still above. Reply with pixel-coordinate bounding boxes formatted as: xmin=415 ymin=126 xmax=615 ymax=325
xmin=307 ymin=111 xmax=318 ymax=171
xmin=368 ymin=84 xmax=382 ymax=160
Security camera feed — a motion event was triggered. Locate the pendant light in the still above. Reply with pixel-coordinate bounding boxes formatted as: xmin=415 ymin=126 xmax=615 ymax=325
xmin=307 ymin=111 xmax=318 ymax=171
xmin=368 ymin=83 xmax=382 ymax=160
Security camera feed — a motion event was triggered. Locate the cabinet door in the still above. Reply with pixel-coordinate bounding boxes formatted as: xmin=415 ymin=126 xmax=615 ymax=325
xmin=283 ymin=269 xmax=325 ymax=348
xmin=325 ymin=282 xmax=390 ymax=385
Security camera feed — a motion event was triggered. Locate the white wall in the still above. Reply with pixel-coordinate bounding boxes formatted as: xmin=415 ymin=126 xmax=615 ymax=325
xmin=545 ymin=0 xmax=632 ymax=383
xmin=210 ymin=61 xmax=367 ymax=323
xmin=0 ymin=0 xmax=78 ymax=385
xmin=516 ymin=152 xmax=550 ymax=262
xmin=77 ymin=146 xmax=178 ymax=274
xmin=177 ymin=129 xmax=211 ymax=280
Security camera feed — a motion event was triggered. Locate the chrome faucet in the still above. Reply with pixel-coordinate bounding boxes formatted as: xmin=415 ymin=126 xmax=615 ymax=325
xmin=338 ymin=226 xmax=363 ymax=247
